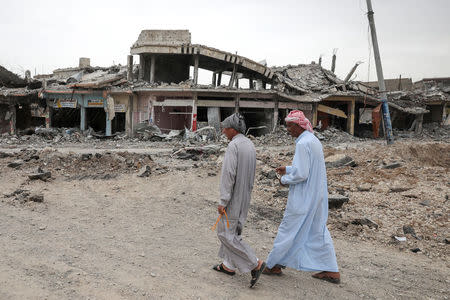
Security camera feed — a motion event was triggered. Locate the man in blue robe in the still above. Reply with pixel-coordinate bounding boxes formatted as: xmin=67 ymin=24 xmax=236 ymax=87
xmin=263 ymin=110 xmax=340 ymax=284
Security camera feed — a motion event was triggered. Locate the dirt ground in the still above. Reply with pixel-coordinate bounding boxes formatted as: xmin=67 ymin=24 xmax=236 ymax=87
xmin=0 ymin=138 xmax=449 ymax=299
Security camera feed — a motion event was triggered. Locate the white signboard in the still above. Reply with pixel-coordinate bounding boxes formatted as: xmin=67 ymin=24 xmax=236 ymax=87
xmin=114 ymin=104 xmax=127 ymax=113
xmin=53 ymin=99 xmax=77 ymax=108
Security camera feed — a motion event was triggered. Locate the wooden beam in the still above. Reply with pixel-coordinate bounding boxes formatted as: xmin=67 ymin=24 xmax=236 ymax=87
xmin=234 ymin=94 xmax=239 ymax=113
xmin=318 ymin=104 xmax=347 ymax=118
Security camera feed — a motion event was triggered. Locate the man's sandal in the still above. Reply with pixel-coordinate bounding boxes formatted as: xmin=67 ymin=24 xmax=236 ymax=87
xmin=262 ymin=266 xmax=283 ymax=276
xmin=212 ymin=263 xmax=235 ymax=276
xmin=250 ymin=262 xmax=266 ymax=288
xmin=312 ymin=271 xmax=341 ymax=284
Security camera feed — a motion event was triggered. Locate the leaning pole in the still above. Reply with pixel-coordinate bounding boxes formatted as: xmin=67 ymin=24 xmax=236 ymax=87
xmin=366 ymin=0 xmax=394 ymax=144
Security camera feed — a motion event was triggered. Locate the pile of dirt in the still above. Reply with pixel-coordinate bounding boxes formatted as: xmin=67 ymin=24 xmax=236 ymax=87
xmin=250 ymin=141 xmax=449 ymax=260
xmin=0 ymin=148 xmax=159 ymax=180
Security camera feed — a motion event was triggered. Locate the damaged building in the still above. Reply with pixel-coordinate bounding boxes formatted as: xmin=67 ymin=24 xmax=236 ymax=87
xmin=0 ymin=66 xmax=44 ymax=134
xmin=3 ymin=29 xmax=448 ymax=139
xmin=39 ymin=58 xmax=132 ymax=137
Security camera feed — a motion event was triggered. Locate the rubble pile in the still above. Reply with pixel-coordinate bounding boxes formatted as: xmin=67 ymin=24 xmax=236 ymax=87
xmin=272 ymin=64 xmax=343 ymax=95
xmin=251 ymin=141 xmax=449 ymax=260
xmin=0 ymin=148 xmax=159 ymax=180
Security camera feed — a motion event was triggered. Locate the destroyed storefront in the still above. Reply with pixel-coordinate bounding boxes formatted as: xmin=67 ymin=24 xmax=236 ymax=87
xmin=0 ymin=89 xmax=44 ymax=134
xmin=132 ymin=88 xmax=314 ymax=136
xmin=39 ymin=61 xmax=132 ymax=137
xmin=40 ymin=90 xmax=132 ymax=136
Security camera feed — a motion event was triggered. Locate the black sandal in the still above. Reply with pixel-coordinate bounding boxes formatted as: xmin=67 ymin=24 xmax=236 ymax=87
xmin=250 ymin=261 xmax=266 ymax=288
xmin=212 ymin=263 xmax=236 ymax=276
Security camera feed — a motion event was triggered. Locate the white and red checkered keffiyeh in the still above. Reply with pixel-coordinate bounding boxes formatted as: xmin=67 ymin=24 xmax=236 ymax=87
xmin=285 ymin=110 xmax=313 ymax=133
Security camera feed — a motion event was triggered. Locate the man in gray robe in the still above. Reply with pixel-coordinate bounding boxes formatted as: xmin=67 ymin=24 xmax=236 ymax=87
xmin=212 ymin=113 xmax=266 ymax=288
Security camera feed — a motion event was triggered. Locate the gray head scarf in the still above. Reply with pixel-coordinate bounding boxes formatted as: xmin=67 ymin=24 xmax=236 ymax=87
xmin=221 ymin=113 xmax=246 ymax=134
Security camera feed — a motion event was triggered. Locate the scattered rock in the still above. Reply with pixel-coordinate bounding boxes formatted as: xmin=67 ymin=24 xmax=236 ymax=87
xmin=325 ymin=154 xmax=356 ymax=168
xmin=328 ymin=194 xmax=349 ymax=209
xmin=382 ymin=162 xmax=402 ymax=169
xmin=390 ymin=186 xmax=412 ymax=193
xmin=28 ymin=168 xmax=52 ymax=181
xmin=357 ymin=183 xmax=372 ymax=192
xmin=419 ymin=200 xmax=430 ymax=206
xmin=7 ymin=160 xmax=24 ymax=168
xmin=393 ymin=236 xmax=407 ymax=242
xmin=138 ymin=166 xmax=151 ymax=177
xmin=273 ymin=189 xmax=289 ymax=198
xmin=81 ymin=153 xmax=92 ymax=161
xmin=351 ymin=218 xmax=379 ymax=229
xmin=403 ymin=225 xmax=418 ymax=239
xmin=0 ymin=151 xmax=11 ymax=158
xmin=28 ymin=194 xmax=44 ymax=203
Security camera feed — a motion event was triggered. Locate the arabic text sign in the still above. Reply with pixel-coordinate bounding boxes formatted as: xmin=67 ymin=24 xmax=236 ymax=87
xmin=53 ymin=99 xmax=77 ymax=108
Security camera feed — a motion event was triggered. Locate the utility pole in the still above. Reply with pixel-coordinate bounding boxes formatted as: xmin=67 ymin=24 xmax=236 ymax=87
xmin=366 ymin=0 xmax=394 ymax=144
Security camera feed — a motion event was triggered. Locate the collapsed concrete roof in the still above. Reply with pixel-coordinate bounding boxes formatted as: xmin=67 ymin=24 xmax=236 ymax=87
xmin=43 ymin=65 xmax=129 ymax=90
xmin=0 ymin=65 xmax=27 ymax=88
xmin=272 ymin=64 xmax=344 ymax=95
xmin=130 ymin=30 xmax=273 ymax=81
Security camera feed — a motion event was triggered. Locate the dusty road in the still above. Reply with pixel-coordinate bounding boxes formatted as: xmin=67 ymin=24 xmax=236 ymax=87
xmin=1 ymin=148 xmax=449 ymax=300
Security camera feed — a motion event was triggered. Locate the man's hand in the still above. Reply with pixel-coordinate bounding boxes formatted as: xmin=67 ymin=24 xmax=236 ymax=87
xmin=276 ymin=166 xmax=286 ymax=175
xmin=278 ymin=177 xmax=288 ymax=187
xmin=218 ymin=205 xmax=226 ymax=215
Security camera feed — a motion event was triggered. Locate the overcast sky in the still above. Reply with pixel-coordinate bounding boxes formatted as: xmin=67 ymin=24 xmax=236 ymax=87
xmin=1 ymin=0 xmax=449 ymax=83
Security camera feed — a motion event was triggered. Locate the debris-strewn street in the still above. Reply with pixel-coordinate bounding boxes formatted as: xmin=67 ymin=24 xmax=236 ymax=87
xmin=0 ymin=128 xmax=448 ymax=299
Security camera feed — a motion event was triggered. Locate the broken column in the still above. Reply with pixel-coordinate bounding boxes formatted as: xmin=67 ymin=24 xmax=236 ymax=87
xmin=346 ymin=100 xmax=355 ymax=135
xmin=193 ymin=54 xmax=199 ymax=85
xmin=149 ymin=55 xmax=155 ymax=83
xmin=9 ymin=105 xmax=16 ymax=135
xmin=273 ymin=100 xmax=279 ymax=132
xmin=127 ymin=55 xmax=133 ymax=81
xmin=80 ymin=106 xmax=87 ymax=131
xmin=139 ymin=54 xmax=145 ymax=80
xmin=207 ymin=107 xmax=221 ymax=132
xmin=234 ymin=95 xmax=240 ymax=113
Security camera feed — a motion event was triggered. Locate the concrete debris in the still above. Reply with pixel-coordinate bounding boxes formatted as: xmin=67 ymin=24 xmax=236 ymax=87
xmin=7 ymin=160 xmax=24 ymax=168
xmin=382 ymin=162 xmax=402 ymax=169
xmin=28 ymin=167 xmax=51 ymax=181
xmin=3 ymin=189 xmax=43 ymax=203
xmin=393 ymin=236 xmax=407 ymax=242
xmin=403 ymin=225 xmax=418 ymax=239
xmin=325 ymin=154 xmax=356 ymax=168
xmin=138 ymin=165 xmax=151 ymax=177
xmin=328 ymin=194 xmax=350 ymax=209
xmin=351 ymin=218 xmax=379 ymax=229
